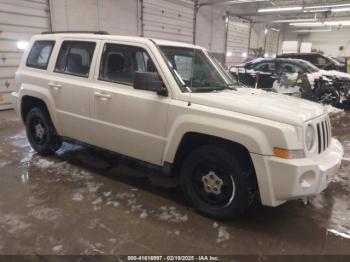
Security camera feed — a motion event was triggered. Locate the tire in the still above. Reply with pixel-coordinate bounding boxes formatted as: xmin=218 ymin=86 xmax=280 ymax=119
xmin=314 ymin=86 xmax=340 ymax=106
xmin=180 ymin=144 xmax=256 ymax=219
xmin=25 ymin=107 xmax=62 ymax=156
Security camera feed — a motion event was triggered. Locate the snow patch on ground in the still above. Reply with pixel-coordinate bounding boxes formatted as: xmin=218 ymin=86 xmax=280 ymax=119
xmin=217 ymin=226 xmax=230 ymax=243
xmin=140 ymin=210 xmax=148 ymax=219
xmin=0 ymin=160 xmax=11 ymax=168
xmin=92 ymin=197 xmax=103 ymax=206
xmin=331 ymin=168 xmax=350 ymax=192
xmin=34 ymin=159 xmax=55 ymax=169
xmin=0 ymin=214 xmax=31 ymax=235
xmin=20 ymin=150 xmax=35 ymax=164
xmin=72 ymin=192 xmax=84 ymax=201
xmin=309 ymin=194 xmax=325 ymax=209
xmin=106 ymin=200 xmax=120 ymax=208
xmin=8 ymin=131 xmax=30 ymax=148
xmin=52 ymin=245 xmax=64 ymax=253
xmin=30 ymin=207 xmax=61 ymax=222
xmin=115 ymin=192 xmax=135 ymax=200
xmin=157 ymin=206 xmax=188 ymax=223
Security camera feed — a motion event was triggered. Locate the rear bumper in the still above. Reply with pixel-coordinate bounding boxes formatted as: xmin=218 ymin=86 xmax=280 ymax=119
xmin=251 ymin=138 xmax=344 ymax=206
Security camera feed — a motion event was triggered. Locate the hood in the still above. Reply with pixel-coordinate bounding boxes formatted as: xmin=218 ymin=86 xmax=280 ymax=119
xmin=319 ymin=70 xmax=350 ymax=80
xmin=190 ymin=88 xmax=326 ymax=126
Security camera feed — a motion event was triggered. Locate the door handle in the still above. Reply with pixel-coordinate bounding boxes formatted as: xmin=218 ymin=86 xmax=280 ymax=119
xmin=48 ymin=82 xmax=62 ymax=91
xmin=94 ymin=91 xmax=112 ymax=100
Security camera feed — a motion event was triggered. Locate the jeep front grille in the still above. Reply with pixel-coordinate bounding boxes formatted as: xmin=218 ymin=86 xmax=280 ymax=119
xmin=316 ymin=117 xmax=331 ymax=154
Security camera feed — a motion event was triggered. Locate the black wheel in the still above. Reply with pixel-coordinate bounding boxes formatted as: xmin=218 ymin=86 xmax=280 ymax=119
xmin=180 ymin=145 xmax=256 ymax=219
xmin=25 ymin=108 xmax=62 ymax=156
xmin=314 ymin=86 xmax=340 ymax=106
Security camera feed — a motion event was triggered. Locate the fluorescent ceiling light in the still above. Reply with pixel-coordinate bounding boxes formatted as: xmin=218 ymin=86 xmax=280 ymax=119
xmin=290 ymin=20 xmax=350 ymax=27
xmin=290 ymin=22 xmax=324 ymax=27
xmin=258 ymin=6 xmax=302 ymax=13
xmin=304 ymin=9 xmax=329 ymax=13
xmin=305 ymin=3 xmax=350 ymax=9
xmin=294 ymin=29 xmax=332 ymax=33
xmin=271 ymin=18 xmax=317 ymax=23
xmin=332 ymin=7 xmax=350 ymax=12
xmin=325 ymin=21 xmax=350 ymax=26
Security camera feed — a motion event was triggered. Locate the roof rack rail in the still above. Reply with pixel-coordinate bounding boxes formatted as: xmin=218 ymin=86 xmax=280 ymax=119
xmin=41 ymin=31 xmax=109 ymax=35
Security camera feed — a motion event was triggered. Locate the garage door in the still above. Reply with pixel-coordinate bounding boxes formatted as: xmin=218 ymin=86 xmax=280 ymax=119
xmin=142 ymin=0 xmax=194 ymax=44
xmin=0 ymin=0 xmax=50 ymax=110
xmin=265 ymin=30 xmax=279 ymax=58
xmin=226 ymin=20 xmax=250 ymax=66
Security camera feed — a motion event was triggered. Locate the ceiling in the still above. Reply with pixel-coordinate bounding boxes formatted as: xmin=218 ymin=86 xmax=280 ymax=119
xmin=197 ymin=0 xmax=350 ymax=27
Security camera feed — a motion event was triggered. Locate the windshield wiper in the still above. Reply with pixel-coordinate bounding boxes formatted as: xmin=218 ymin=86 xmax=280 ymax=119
xmin=225 ymin=84 xmax=237 ymax=91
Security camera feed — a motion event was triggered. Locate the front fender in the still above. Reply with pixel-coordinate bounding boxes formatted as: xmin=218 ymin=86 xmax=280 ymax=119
xmin=163 ymin=111 xmax=302 ymax=164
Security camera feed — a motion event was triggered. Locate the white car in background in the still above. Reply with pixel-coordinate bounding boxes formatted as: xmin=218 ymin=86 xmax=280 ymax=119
xmin=230 ymin=58 xmax=350 ymax=106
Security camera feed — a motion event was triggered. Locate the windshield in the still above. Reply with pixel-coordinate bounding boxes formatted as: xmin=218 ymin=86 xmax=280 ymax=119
xmin=297 ymin=59 xmax=320 ymax=73
xmin=160 ymin=46 xmax=237 ymax=92
xmin=327 ymin=56 xmax=342 ymax=66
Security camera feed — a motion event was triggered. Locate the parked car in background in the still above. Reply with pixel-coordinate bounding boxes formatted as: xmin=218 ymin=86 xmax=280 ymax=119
xmin=229 ymin=58 xmax=350 ymax=106
xmin=277 ymin=53 xmax=346 ymax=72
xmin=12 ymin=33 xmax=344 ymax=219
xmin=334 ymin=56 xmax=350 ymax=74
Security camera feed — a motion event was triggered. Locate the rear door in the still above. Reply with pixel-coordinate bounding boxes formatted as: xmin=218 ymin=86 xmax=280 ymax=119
xmin=90 ymin=41 xmax=170 ymax=165
xmin=49 ymin=38 xmax=100 ymax=143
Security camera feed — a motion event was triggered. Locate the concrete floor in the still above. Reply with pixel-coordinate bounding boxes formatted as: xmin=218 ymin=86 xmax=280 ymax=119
xmin=0 ymin=109 xmax=349 ymax=255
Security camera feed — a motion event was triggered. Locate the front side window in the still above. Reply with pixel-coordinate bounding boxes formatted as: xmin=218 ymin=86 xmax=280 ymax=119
xmin=55 ymin=41 xmax=96 ymax=77
xmin=315 ymin=56 xmax=327 ymax=65
xmin=253 ymin=62 xmax=275 ymax=73
xmin=99 ymin=43 xmax=157 ymax=85
xmin=279 ymin=62 xmax=302 ymax=74
xmin=26 ymin=41 xmax=55 ymax=69
xmin=160 ymin=46 xmax=235 ymax=92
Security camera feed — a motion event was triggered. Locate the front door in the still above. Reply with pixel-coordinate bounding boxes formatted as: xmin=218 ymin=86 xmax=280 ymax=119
xmin=251 ymin=61 xmax=276 ymax=89
xmin=90 ymin=41 xmax=170 ymax=165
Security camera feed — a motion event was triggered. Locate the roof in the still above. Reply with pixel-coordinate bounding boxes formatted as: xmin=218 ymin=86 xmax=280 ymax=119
xmin=248 ymin=57 xmax=311 ymax=64
xmin=33 ymin=33 xmax=204 ymax=50
xmin=278 ymin=53 xmax=320 ymax=56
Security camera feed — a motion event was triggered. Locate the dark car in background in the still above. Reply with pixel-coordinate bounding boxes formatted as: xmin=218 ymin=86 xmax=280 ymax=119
xmin=277 ymin=53 xmax=346 ymax=72
xmin=229 ymin=58 xmax=350 ymax=106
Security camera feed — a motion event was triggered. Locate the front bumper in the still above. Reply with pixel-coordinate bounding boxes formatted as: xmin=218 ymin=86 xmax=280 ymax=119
xmin=10 ymin=91 xmax=20 ymax=116
xmin=251 ymin=138 xmax=344 ymax=207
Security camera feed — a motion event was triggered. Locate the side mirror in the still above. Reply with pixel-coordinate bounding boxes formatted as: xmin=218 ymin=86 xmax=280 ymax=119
xmin=134 ymin=72 xmax=168 ymax=96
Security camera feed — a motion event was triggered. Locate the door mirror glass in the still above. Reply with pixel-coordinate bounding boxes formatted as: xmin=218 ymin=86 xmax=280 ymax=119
xmin=134 ymin=72 xmax=167 ymax=96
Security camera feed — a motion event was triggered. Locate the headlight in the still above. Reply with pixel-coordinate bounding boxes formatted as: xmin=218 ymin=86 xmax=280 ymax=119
xmin=305 ymin=124 xmax=315 ymax=151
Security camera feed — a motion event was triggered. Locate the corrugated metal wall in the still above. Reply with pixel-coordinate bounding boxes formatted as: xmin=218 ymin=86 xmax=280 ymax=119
xmin=0 ymin=0 xmax=50 ymax=110
xmin=142 ymin=0 xmax=194 ymax=43
xmin=226 ymin=20 xmax=250 ymax=66
xmin=265 ymin=30 xmax=279 ymax=57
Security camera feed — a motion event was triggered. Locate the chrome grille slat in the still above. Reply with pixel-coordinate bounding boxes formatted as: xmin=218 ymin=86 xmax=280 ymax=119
xmin=325 ymin=120 xmax=329 ymax=148
xmin=316 ymin=117 xmax=331 ymax=154
xmin=317 ymin=123 xmax=322 ymax=154
xmin=321 ymin=121 xmax=326 ymax=151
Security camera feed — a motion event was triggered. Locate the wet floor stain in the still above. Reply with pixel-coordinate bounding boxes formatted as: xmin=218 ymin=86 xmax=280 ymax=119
xmin=0 ymin=109 xmax=349 ymax=255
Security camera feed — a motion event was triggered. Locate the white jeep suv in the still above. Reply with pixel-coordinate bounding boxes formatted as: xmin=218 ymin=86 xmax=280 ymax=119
xmin=12 ymin=32 xmax=344 ymax=219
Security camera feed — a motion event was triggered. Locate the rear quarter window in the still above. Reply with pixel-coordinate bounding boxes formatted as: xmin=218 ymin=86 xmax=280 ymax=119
xmin=26 ymin=40 xmax=55 ymax=70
